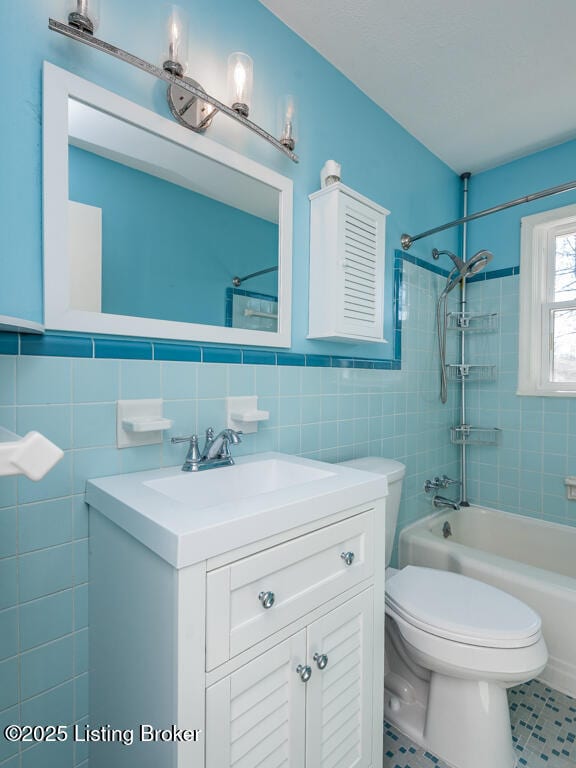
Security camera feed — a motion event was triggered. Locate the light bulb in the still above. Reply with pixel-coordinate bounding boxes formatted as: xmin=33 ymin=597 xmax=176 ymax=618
xmin=163 ymin=6 xmax=189 ymax=77
xmin=227 ymin=53 xmax=253 ymax=117
xmin=278 ymin=95 xmax=297 ymax=151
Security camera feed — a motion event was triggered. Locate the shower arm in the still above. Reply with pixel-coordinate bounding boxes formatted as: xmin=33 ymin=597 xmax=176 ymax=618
xmin=400 ymin=178 xmax=576 ymax=250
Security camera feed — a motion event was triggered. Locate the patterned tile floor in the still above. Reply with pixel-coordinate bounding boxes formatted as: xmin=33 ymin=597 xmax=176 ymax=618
xmin=384 ymin=679 xmax=576 ymax=768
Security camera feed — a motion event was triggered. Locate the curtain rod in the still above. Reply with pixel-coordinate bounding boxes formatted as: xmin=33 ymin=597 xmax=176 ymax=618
xmin=400 ymin=178 xmax=576 ymax=250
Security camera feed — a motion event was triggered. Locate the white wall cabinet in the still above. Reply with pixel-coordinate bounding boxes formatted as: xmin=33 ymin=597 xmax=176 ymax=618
xmin=89 ymin=497 xmax=385 ymax=768
xmin=308 ymin=183 xmax=389 ymax=343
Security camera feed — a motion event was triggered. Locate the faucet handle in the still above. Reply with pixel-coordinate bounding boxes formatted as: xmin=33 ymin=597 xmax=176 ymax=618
xmin=171 ymin=434 xmax=198 ymax=445
xmin=441 ymin=475 xmax=461 ymax=487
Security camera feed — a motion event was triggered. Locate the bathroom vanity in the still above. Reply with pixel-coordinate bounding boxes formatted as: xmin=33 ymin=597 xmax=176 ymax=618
xmin=86 ymin=452 xmax=387 ymax=768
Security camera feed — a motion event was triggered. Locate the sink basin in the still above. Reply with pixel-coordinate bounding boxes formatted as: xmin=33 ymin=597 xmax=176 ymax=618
xmin=144 ymin=458 xmax=335 ymax=510
xmin=86 ymin=452 xmax=388 ymax=568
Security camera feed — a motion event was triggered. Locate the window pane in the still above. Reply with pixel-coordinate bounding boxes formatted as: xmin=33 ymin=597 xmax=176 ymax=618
xmin=555 ymin=233 xmax=576 ymax=300
xmin=551 ymin=308 xmax=576 ymax=382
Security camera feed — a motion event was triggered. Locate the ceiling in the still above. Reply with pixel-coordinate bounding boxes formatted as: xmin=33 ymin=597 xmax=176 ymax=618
xmin=259 ymin=0 xmax=576 ymax=173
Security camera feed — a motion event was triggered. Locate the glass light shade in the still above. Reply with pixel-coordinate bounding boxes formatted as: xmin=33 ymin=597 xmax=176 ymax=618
xmin=67 ymin=0 xmax=100 ymax=34
xmin=278 ymin=95 xmax=297 ymax=151
xmin=163 ymin=5 xmax=189 ymax=76
xmin=227 ymin=53 xmax=253 ymax=117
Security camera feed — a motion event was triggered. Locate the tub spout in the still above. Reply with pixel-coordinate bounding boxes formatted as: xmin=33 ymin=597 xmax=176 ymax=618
xmin=433 ymin=495 xmax=460 ymax=511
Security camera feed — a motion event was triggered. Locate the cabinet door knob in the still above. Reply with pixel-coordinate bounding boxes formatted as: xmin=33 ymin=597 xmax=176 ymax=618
xmin=296 ymin=664 xmax=312 ymax=683
xmin=313 ymin=652 xmax=329 ymax=670
xmin=340 ymin=551 xmax=355 ymax=566
xmin=258 ymin=591 xmax=275 ymax=609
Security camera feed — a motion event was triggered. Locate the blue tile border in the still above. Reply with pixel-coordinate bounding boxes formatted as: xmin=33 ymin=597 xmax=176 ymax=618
xmin=0 ymin=254 xmax=512 ymax=368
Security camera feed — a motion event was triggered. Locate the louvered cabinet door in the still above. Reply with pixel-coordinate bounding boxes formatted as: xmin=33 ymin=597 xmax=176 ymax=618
xmin=308 ymin=183 xmax=388 ymax=342
xmin=206 ymin=630 xmax=307 ymax=768
xmin=338 ymin=196 xmax=385 ymax=340
xmin=305 ymin=590 xmax=374 ymax=768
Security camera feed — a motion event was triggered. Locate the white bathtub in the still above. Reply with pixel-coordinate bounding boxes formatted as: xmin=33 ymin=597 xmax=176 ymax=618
xmin=398 ymin=505 xmax=576 ymax=697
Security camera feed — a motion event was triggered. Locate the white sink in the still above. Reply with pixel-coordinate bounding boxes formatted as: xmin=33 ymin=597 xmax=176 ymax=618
xmin=86 ymin=452 xmax=388 ymax=568
xmin=144 ymin=458 xmax=335 ymax=510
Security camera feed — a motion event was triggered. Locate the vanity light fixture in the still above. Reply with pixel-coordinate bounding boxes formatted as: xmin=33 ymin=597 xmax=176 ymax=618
xmin=50 ymin=1 xmax=299 ymax=162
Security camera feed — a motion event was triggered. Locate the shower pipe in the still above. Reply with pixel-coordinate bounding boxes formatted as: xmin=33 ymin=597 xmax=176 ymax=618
xmin=459 ymin=173 xmax=470 ymax=507
xmin=400 ymin=178 xmax=576 ymax=250
xmin=232 ymin=266 xmax=278 ymax=287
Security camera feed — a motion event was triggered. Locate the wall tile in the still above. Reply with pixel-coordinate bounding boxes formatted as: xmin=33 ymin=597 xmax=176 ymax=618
xmin=162 ymin=361 xmax=197 ymax=400
xmin=0 ymin=357 xmax=15 ymax=405
xmin=0 ymin=608 xmax=18 ymax=662
xmin=16 ymin=358 xmax=71 ymax=405
xmin=19 ymin=545 xmax=73 ymax=603
xmin=17 ymin=453 xmax=72 ymax=505
xmin=120 ymin=360 xmax=161 ymax=399
xmin=20 ymin=636 xmax=74 ymax=700
xmin=17 ymin=405 xmax=72 ymax=451
xmin=0 ymin=706 xmax=20 ymax=762
xmin=0 ymin=657 xmax=19 ymax=711
xmin=0 ymin=559 xmax=17 ymax=611
xmin=18 ymin=498 xmax=73 ymax=553
xmin=72 ymin=403 xmax=115 ymax=448
xmin=72 ymin=358 xmax=119 ymax=403
xmin=0 ymin=508 xmax=17 ymax=559
xmin=19 ymin=591 xmax=73 ymax=651
xmin=21 ymin=681 xmax=74 ymax=730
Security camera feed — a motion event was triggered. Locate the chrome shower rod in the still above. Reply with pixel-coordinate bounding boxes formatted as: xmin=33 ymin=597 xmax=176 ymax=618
xmin=400 ymin=178 xmax=576 ymax=250
xmin=232 ymin=266 xmax=278 ymax=286
xmin=48 ymin=19 xmax=299 ymax=163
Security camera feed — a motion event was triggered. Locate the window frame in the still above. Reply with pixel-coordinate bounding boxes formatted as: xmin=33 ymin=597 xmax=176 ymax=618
xmin=519 ymin=203 xmax=576 ymax=396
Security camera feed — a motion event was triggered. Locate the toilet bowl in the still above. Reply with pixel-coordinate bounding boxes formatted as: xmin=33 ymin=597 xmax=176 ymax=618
xmin=339 ymin=457 xmax=548 ymax=768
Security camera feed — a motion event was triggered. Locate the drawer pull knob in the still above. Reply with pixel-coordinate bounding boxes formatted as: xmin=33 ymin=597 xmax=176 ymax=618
xmin=313 ymin=652 xmax=329 ymax=670
xmin=296 ymin=664 xmax=312 ymax=683
xmin=340 ymin=551 xmax=355 ymax=566
xmin=258 ymin=590 xmax=275 ymax=609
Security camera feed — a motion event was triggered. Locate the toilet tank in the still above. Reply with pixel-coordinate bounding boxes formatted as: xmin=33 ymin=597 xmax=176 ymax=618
xmin=338 ymin=457 xmax=406 ymax=567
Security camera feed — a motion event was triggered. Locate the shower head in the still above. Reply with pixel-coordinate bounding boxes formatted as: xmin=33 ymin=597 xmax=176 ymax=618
xmin=434 ymin=248 xmax=493 ymax=296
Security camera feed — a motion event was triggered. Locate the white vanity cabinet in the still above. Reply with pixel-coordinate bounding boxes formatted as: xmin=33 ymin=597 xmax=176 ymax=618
xmin=86 ymin=453 xmax=386 ymax=768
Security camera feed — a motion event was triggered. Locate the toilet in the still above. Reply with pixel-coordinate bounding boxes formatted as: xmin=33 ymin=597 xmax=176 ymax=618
xmin=340 ymin=457 xmax=548 ymax=768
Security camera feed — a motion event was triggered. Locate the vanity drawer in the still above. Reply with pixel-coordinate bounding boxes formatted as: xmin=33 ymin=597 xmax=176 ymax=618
xmin=205 ymin=511 xmax=374 ymax=670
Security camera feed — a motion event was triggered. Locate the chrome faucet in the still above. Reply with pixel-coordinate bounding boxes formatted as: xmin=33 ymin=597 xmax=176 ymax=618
xmin=171 ymin=427 xmax=242 ymax=472
xmin=433 ymin=495 xmax=460 ymax=511
xmin=201 ymin=427 xmax=242 ymax=461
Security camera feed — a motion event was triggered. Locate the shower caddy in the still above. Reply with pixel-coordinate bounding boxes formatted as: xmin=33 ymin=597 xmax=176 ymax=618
xmin=447 ymin=308 xmax=501 ymax=449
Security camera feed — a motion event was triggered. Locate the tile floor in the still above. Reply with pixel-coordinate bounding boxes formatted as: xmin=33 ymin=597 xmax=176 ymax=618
xmin=384 ymin=679 xmax=576 ymax=768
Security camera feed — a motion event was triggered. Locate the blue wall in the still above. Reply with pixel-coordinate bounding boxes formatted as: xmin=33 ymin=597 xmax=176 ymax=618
xmin=69 ymin=146 xmax=278 ymax=326
xmin=0 ymin=3 xmax=463 ymax=765
xmin=0 ymin=0 xmax=459 ymax=358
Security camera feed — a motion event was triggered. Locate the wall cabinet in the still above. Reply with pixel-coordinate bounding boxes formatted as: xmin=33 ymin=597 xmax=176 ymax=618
xmin=308 ymin=183 xmax=389 ymax=343
xmin=89 ymin=497 xmax=385 ymax=768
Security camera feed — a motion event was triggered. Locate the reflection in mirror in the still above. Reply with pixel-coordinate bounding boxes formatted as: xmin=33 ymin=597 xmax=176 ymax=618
xmin=43 ymin=63 xmax=292 ymax=347
xmin=68 ymin=100 xmax=279 ymax=331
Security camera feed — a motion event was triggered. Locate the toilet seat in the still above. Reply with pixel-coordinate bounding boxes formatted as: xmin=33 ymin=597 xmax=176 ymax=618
xmin=386 ymin=566 xmax=541 ymax=649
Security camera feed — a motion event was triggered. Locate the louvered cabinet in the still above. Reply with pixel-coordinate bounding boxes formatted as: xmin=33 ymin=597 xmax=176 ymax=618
xmin=206 ymin=591 xmax=374 ymax=768
xmin=308 ymin=183 xmax=389 ymax=342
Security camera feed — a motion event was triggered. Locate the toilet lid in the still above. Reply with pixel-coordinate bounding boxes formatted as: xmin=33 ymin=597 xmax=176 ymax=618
xmin=386 ymin=566 xmax=542 ymax=648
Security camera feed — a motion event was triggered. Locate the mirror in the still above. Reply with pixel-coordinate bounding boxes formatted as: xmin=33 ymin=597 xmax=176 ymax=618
xmin=43 ymin=63 xmax=293 ymax=347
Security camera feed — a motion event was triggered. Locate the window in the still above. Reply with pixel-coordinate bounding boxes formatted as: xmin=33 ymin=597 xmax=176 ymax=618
xmin=519 ymin=203 xmax=576 ymax=395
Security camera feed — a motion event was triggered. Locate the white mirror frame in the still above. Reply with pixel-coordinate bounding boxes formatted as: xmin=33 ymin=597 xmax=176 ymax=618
xmin=43 ymin=62 xmax=293 ymax=347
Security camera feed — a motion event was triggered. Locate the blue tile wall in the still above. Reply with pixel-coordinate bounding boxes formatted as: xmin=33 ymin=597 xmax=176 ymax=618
xmin=462 ymin=272 xmax=576 ymax=523
xmin=0 ymin=257 xmax=457 ymax=767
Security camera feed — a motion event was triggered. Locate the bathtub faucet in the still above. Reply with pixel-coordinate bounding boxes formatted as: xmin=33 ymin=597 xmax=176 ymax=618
xmin=433 ymin=495 xmax=460 ymax=511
